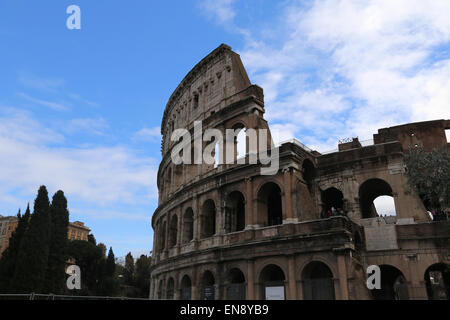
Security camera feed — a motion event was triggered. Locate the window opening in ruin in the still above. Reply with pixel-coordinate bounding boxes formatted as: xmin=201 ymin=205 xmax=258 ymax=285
xmin=259 ymin=264 xmax=286 ymax=300
xmin=180 ymin=275 xmax=192 ymax=300
xmin=193 ymin=94 xmax=199 ymax=109
xmin=182 ymin=208 xmax=194 ymax=243
xmin=359 ymin=179 xmax=395 ymax=219
xmin=169 ymin=215 xmax=178 ymax=248
xmin=160 ymin=221 xmax=167 ymax=252
xmin=227 ymin=268 xmax=246 ymax=300
xmin=302 ymin=159 xmax=316 ymax=194
xmin=446 ymin=129 xmax=450 ymax=143
xmin=425 ymin=263 xmax=450 ymax=300
xmin=302 ymin=261 xmax=335 ymax=300
xmin=373 ymin=195 xmax=396 ymax=217
xmin=214 ymin=142 xmax=220 ymax=169
xmin=371 ymin=265 xmax=409 ymax=300
xmin=321 ymin=187 xmax=344 ymax=218
xmin=226 ymin=191 xmax=246 ymax=233
xmin=201 ymin=200 xmax=216 ymax=238
xmin=237 ymin=128 xmax=247 ymax=159
xmin=258 ymin=182 xmax=283 ymax=226
xmin=202 ymin=271 xmax=215 ymax=300
xmin=166 ymin=278 xmax=174 ymax=299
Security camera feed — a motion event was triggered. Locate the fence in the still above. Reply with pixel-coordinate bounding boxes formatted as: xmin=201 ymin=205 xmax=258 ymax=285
xmin=0 ymin=293 xmax=150 ymax=300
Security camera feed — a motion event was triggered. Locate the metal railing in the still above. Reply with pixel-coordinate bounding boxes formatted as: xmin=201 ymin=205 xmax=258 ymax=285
xmin=0 ymin=293 xmax=150 ymax=300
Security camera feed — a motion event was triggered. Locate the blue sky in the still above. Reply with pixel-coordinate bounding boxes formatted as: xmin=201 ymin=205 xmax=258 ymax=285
xmin=1 ymin=0 xmax=449 ymax=258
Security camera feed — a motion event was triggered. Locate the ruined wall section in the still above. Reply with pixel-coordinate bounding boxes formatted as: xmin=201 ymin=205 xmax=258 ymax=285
xmin=374 ymin=119 xmax=450 ymax=152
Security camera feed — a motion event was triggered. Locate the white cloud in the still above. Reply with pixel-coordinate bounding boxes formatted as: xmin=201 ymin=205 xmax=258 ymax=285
xmin=18 ymin=92 xmax=70 ymax=111
xmin=0 ymin=108 xmax=158 ymax=211
xmin=18 ymin=72 xmax=65 ymax=92
xmin=231 ymin=0 xmax=450 ymax=151
xmin=199 ymin=0 xmax=236 ymax=24
xmin=133 ymin=126 xmax=161 ymax=142
xmin=66 ymin=117 xmax=109 ymax=136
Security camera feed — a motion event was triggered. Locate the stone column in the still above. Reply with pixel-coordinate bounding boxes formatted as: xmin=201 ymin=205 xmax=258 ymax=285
xmin=336 ymin=252 xmax=349 ymax=300
xmin=247 ymin=259 xmax=255 ymax=300
xmin=176 ymin=208 xmax=182 ymax=254
xmin=174 ymin=272 xmax=180 ymax=300
xmin=288 ymin=256 xmax=297 ymax=299
xmin=283 ymin=167 xmax=295 ymax=223
xmin=193 ymin=195 xmax=200 ymax=241
xmin=245 ymin=177 xmax=254 ymax=229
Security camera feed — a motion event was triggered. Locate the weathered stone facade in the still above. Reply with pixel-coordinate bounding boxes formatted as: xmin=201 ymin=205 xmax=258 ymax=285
xmin=150 ymin=44 xmax=450 ymax=300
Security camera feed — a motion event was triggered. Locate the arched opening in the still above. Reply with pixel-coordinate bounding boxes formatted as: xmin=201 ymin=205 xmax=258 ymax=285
xmin=157 ymin=280 xmax=163 ymax=300
xmin=321 ymin=187 xmax=344 ymax=217
xmin=180 ymin=275 xmax=192 ymax=300
xmin=226 ymin=268 xmax=246 ymax=300
xmin=302 ymin=261 xmax=335 ymax=300
xmin=166 ymin=278 xmax=175 ymax=300
xmin=160 ymin=221 xmax=167 ymax=252
xmin=214 ymin=142 xmax=220 ymax=169
xmin=373 ymin=196 xmax=396 ymax=217
xmin=371 ymin=265 xmax=408 ymax=300
xmin=201 ymin=271 xmax=216 ymax=300
xmin=359 ymin=179 xmax=395 ymax=219
xmin=225 ymin=191 xmax=246 ymax=233
xmin=425 ymin=263 xmax=450 ymax=300
xmin=259 ymin=264 xmax=286 ymax=300
xmin=302 ymin=159 xmax=316 ymax=193
xmin=165 ymin=167 xmax=172 ymax=195
xmin=169 ymin=215 xmax=178 ymax=248
xmin=201 ymin=200 xmax=216 ymax=239
xmin=257 ymin=182 xmax=283 ymax=226
xmin=236 ymin=127 xmax=247 ymax=160
xmin=182 ymin=208 xmax=194 ymax=243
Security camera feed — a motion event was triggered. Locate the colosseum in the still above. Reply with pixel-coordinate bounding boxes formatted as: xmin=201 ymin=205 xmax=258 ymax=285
xmin=149 ymin=44 xmax=450 ymax=300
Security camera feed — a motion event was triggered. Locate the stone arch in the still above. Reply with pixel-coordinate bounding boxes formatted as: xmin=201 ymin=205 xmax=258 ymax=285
xmin=424 ymin=263 xmax=450 ymax=300
xmin=166 ymin=277 xmax=175 ymax=299
xmin=180 ymin=275 xmax=192 ymax=300
xmin=301 ymin=261 xmax=335 ymax=300
xmin=359 ymin=178 xmax=395 ymax=219
xmin=257 ymin=182 xmax=283 ymax=226
xmin=225 ymin=191 xmax=246 ymax=233
xmin=182 ymin=207 xmax=194 ymax=243
xmin=201 ymin=199 xmax=216 ymax=238
xmin=201 ymin=270 xmax=216 ymax=300
xmin=372 ymin=265 xmax=409 ymax=300
xmin=226 ymin=268 xmax=246 ymax=300
xmin=169 ymin=214 xmax=178 ymax=248
xmin=258 ymin=264 xmax=286 ymax=300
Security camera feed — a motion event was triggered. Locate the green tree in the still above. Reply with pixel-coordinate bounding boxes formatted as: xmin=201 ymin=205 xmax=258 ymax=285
xmin=12 ymin=186 xmax=51 ymax=293
xmin=0 ymin=205 xmax=31 ymax=292
xmin=87 ymin=234 xmax=97 ymax=246
xmin=44 ymin=190 xmax=69 ymax=294
xmin=66 ymin=239 xmax=104 ymax=296
xmin=135 ymin=254 xmax=152 ymax=298
xmin=124 ymin=252 xmax=135 ymax=286
xmin=405 ymin=145 xmax=450 ymax=212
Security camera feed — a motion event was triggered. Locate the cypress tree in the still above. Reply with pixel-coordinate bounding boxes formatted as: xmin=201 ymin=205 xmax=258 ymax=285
xmin=106 ymin=247 xmax=116 ymax=277
xmin=44 ymin=190 xmax=69 ymax=294
xmin=12 ymin=186 xmax=51 ymax=293
xmin=0 ymin=205 xmax=31 ymax=292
